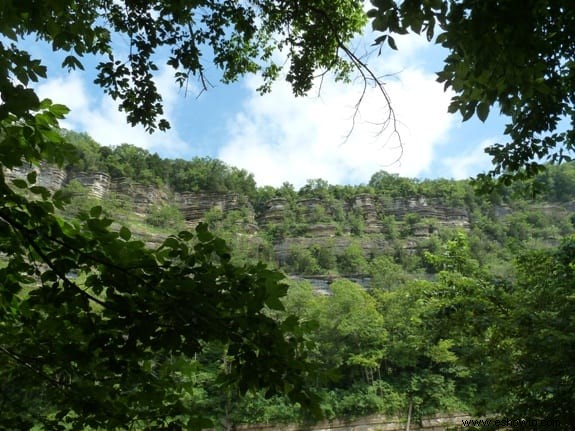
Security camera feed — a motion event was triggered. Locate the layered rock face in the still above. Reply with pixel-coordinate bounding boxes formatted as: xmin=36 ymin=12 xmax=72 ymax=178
xmin=257 ymin=197 xmax=290 ymax=225
xmin=389 ymin=197 xmax=469 ymax=229
xmin=257 ymin=194 xmax=470 ymax=236
xmin=176 ymin=192 xmax=249 ymax=222
xmin=349 ymin=193 xmax=383 ymax=233
xmin=255 ymin=194 xmax=472 ymax=263
xmin=347 ymin=194 xmax=469 ymax=231
xmin=73 ymin=172 xmax=111 ymax=199
xmin=110 ymin=178 xmax=170 ymax=215
xmin=4 ymin=164 xmax=109 ymax=198
xmin=3 ymin=164 xmax=472 ymax=248
xmin=4 ymin=163 xmax=67 ymax=192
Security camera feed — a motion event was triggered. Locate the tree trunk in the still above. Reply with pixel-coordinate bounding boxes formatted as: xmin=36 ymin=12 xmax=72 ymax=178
xmin=405 ymin=399 xmax=413 ymax=431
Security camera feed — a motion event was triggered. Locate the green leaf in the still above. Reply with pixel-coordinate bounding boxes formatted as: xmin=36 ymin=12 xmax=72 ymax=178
xmin=7 ymin=87 xmax=41 ymax=116
xmin=26 ymin=171 xmax=37 ymax=184
xmin=52 ymin=189 xmax=71 ymax=209
xmin=90 ymin=205 xmax=103 ymax=218
xmin=29 ymin=186 xmax=51 ymax=199
xmin=476 ymin=102 xmax=490 ymax=122
xmin=265 ymin=294 xmax=285 ymax=311
xmin=161 ymin=236 xmax=180 ymax=250
xmin=50 ymin=103 xmax=71 ymax=118
xmin=87 ymin=217 xmax=113 ymax=232
xmin=178 ymin=230 xmax=194 ymax=241
xmin=373 ymin=34 xmax=387 ymax=46
xmin=426 ymin=18 xmax=435 ymax=41
xmin=447 ymin=101 xmax=459 ymax=113
xmin=62 ymin=55 xmax=85 ymax=71
xmin=462 ymin=103 xmax=477 ymax=121
xmin=196 ymin=222 xmax=213 ymax=242
xmin=372 ymin=15 xmax=388 ymax=32
xmin=388 ymin=35 xmax=398 ymax=50
xmin=11 ymin=179 xmax=28 ymax=189
xmin=366 ymin=8 xmax=379 ymax=18
xmin=119 ymin=226 xmax=131 ymax=241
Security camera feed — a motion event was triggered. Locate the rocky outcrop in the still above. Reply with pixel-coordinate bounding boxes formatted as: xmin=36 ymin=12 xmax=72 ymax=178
xmin=5 ymin=164 xmax=109 ymax=198
xmin=348 ymin=193 xmax=384 ymax=233
xmin=74 ymin=172 xmax=111 ymax=199
xmin=110 ymin=178 xmax=170 ymax=215
xmin=10 ymin=162 xmax=573 ymax=282
xmin=5 ymin=163 xmax=471 ymax=241
xmin=4 ymin=163 xmax=67 ymax=192
xmin=258 ymin=194 xmax=470 ymax=236
xmin=387 ymin=197 xmax=470 ymax=229
xmin=305 ymin=223 xmax=339 ymax=237
xmin=296 ymin=198 xmax=328 ymax=222
xmin=257 ymin=197 xmax=291 ymax=225
xmin=228 ymin=412 xmax=473 ymax=431
xmin=176 ymin=192 xmax=255 ymax=226
xmin=289 ymin=275 xmax=372 ymax=294
xmin=5 ymin=163 xmax=471 ymax=237
xmin=39 ymin=165 xmax=68 ymax=191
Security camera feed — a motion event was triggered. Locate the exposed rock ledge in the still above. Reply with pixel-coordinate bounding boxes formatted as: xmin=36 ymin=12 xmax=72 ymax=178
xmin=3 ymin=164 xmax=471 ymax=235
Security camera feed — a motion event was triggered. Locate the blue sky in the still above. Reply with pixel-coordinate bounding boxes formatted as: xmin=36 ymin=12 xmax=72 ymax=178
xmin=33 ymin=25 xmax=509 ymax=189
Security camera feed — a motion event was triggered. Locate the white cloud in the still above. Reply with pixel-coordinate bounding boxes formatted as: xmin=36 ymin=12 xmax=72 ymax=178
xmin=33 ymin=29 xmax=486 ymax=186
xmin=442 ymin=138 xmax=497 ymax=179
xmin=219 ymin=34 xmax=455 ymax=188
xmin=36 ymin=68 xmax=188 ymax=157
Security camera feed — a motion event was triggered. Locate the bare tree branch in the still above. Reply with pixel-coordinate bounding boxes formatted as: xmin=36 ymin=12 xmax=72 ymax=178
xmin=308 ymin=6 xmax=404 ymax=161
xmin=0 ymin=346 xmax=67 ymax=390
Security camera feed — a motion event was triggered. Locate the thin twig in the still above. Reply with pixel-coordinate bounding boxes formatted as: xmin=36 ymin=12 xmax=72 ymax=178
xmin=0 ymin=345 xmax=65 ymax=389
xmin=306 ymin=6 xmax=404 ymax=158
xmin=0 ymin=209 xmax=111 ymax=310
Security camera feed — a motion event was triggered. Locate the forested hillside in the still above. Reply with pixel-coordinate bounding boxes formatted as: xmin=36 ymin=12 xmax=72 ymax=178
xmin=39 ymin=130 xmax=575 ymax=282
xmin=2 ymin=1 xmax=574 ymax=429
xmin=5 ymin=131 xmax=574 ymax=428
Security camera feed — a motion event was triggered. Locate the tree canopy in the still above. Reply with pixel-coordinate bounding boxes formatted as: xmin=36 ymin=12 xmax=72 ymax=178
xmin=3 ymin=0 xmax=574 ymax=184
xmin=1 ymin=1 xmax=370 ymax=428
xmin=0 ymin=0 xmax=366 ymax=131
xmin=2 ymin=0 xmax=575 ymax=429
xmin=368 ymin=0 xmax=575 ymax=185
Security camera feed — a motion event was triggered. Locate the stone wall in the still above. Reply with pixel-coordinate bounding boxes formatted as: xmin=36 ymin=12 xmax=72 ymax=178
xmin=209 ymin=413 xmax=472 ymax=431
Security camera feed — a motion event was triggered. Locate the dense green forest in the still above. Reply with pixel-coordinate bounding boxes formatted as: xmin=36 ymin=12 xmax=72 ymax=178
xmin=2 ymin=1 xmax=574 ymax=429
xmin=60 ymin=131 xmax=575 ymax=278
xmin=13 ymin=131 xmax=572 ymax=428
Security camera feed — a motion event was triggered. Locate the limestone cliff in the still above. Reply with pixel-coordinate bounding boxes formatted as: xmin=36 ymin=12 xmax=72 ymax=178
xmin=110 ymin=178 xmax=170 ymax=214
xmin=3 ymin=162 xmax=475 ymax=255
xmin=258 ymin=194 xmax=469 ymax=236
xmin=177 ymin=191 xmax=253 ymax=225
xmin=4 ymin=163 xmax=67 ymax=192
xmin=4 ymin=163 xmax=471 ymax=234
